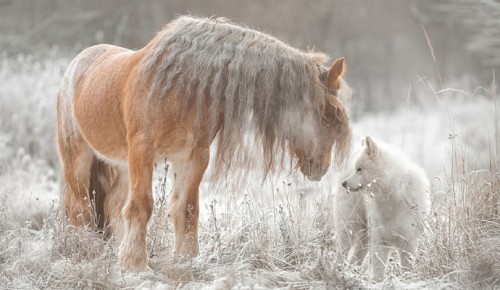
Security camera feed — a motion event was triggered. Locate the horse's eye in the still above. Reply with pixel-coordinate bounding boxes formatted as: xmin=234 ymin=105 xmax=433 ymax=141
xmin=357 ymin=167 xmax=362 ymax=173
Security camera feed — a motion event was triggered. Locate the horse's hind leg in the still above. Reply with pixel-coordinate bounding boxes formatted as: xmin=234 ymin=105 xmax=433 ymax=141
xmin=103 ymin=167 xmax=129 ymax=241
xmin=58 ymin=132 xmax=95 ymax=227
xmin=168 ymin=147 xmax=210 ymax=259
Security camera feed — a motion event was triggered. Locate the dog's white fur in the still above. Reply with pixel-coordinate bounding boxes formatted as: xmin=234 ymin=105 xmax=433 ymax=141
xmin=335 ymin=136 xmax=431 ymax=281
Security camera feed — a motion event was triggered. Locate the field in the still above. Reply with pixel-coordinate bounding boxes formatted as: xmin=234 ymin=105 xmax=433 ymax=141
xmin=0 ymin=52 xmax=499 ymax=289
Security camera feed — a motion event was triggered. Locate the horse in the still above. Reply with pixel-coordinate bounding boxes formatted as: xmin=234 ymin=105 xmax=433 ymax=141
xmin=56 ymin=15 xmax=352 ymax=271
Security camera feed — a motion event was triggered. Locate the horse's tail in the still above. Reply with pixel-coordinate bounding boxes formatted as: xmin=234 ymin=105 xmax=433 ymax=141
xmin=89 ymin=156 xmax=117 ymax=231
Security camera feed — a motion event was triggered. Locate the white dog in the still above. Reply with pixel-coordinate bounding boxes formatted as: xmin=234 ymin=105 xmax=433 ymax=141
xmin=335 ymin=136 xmax=431 ymax=280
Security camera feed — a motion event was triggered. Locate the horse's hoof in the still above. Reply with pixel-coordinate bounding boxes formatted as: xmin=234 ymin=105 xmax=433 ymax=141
xmin=118 ymin=257 xmax=151 ymax=273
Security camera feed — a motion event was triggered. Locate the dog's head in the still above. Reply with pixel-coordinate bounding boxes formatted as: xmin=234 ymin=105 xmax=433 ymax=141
xmin=342 ymin=136 xmax=382 ymax=192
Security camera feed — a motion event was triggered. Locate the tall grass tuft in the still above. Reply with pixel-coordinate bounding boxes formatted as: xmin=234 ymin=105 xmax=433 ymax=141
xmin=417 ymin=79 xmax=500 ymax=289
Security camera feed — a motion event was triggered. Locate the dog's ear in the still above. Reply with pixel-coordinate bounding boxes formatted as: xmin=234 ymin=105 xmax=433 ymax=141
xmin=365 ymin=136 xmax=378 ymax=158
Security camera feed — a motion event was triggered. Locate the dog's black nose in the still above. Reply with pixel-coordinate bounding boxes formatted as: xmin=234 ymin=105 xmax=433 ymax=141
xmin=342 ymin=181 xmax=347 ymax=188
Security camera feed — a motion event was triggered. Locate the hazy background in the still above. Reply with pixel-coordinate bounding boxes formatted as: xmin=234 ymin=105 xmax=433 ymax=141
xmin=1 ymin=0 xmax=499 ymax=117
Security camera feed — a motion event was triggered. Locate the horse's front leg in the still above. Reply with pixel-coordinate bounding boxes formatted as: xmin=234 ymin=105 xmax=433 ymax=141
xmin=168 ymin=148 xmax=209 ymax=259
xmin=118 ymin=139 xmax=154 ymax=271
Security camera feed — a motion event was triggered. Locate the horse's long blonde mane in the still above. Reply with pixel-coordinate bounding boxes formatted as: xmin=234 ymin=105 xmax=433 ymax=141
xmin=139 ymin=15 xmax=338 ymax=175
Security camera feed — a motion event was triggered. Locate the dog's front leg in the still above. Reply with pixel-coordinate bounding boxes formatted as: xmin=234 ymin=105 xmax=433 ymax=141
xmin=370 ymin=243 xmax=390 ymax=281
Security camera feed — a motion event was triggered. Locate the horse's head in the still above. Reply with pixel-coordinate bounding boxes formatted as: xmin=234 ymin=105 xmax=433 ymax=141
xmin=291 ymin=57 xmax=351 ymax=181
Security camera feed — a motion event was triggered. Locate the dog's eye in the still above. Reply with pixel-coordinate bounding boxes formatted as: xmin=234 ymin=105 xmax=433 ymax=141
xmin=357 ymin=167 xmax=362 ymax=173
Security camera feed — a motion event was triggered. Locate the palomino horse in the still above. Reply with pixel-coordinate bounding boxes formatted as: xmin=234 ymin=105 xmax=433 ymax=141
xmin=57 ymin=16 xmax=352 ymax=271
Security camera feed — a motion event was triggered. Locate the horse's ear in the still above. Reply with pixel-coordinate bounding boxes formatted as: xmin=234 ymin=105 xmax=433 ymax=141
xmin=326 ymin=57 xmax=345 ymax=90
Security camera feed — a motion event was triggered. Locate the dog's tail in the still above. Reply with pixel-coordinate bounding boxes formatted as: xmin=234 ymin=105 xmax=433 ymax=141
xmin=89 ymin=156 xmax=117 ymax=231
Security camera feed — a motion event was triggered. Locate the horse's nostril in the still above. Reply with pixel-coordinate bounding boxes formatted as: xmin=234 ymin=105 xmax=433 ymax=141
xmin=342 ymin=181 xmax=347 ymax=188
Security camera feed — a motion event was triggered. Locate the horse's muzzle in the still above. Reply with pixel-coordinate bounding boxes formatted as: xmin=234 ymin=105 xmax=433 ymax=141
xmin=300 ymin=163 xmax=328 ymax=182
